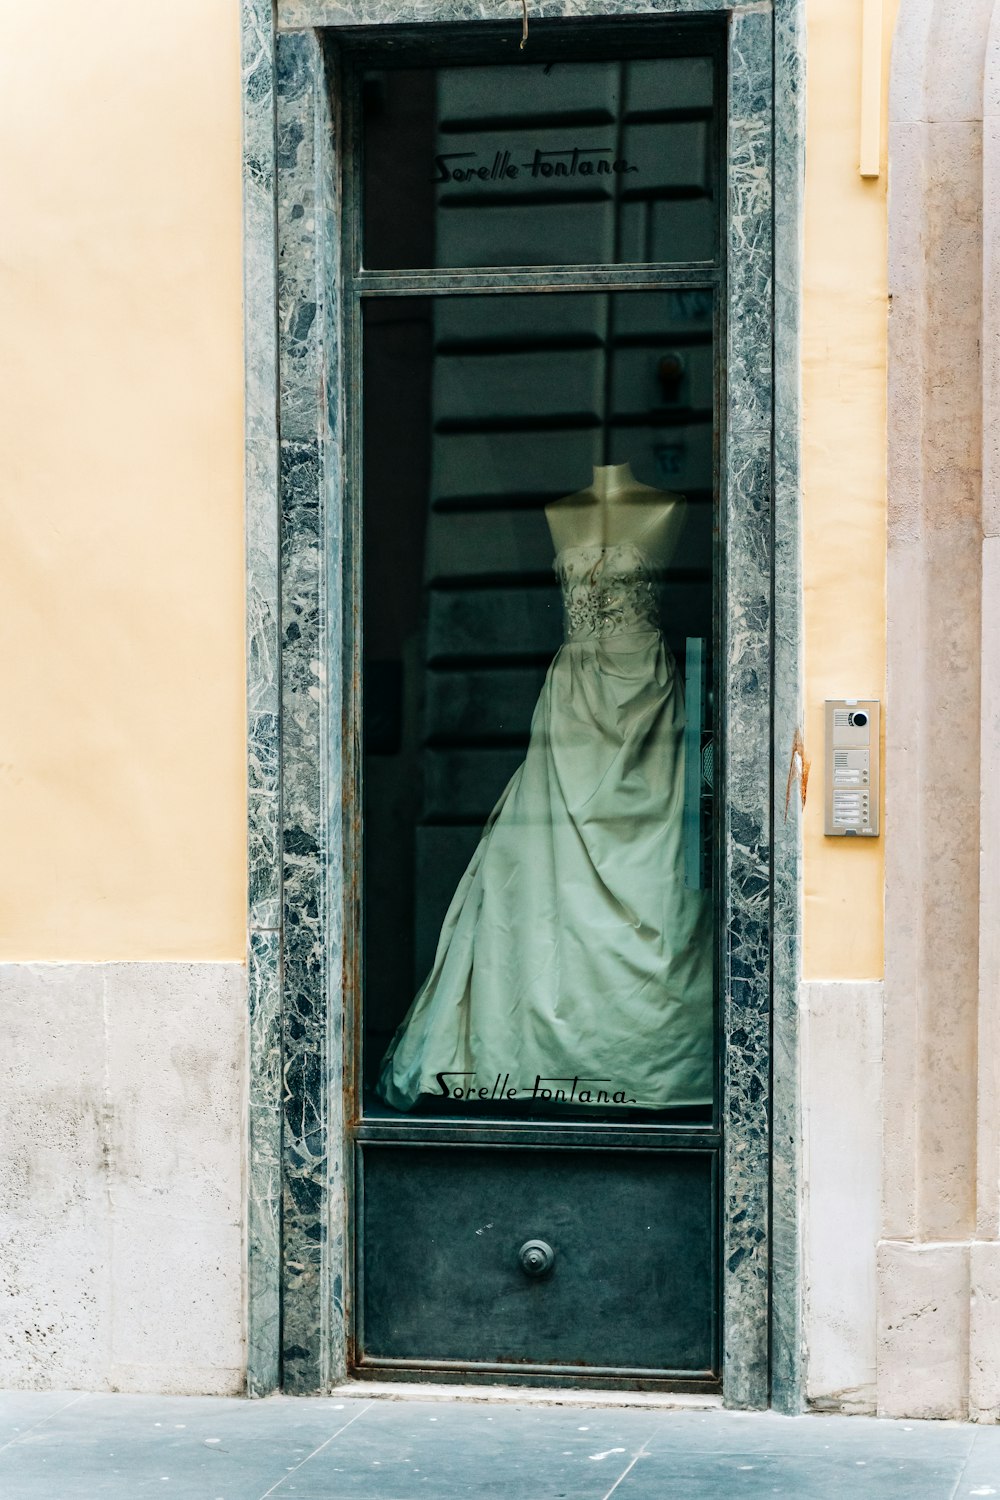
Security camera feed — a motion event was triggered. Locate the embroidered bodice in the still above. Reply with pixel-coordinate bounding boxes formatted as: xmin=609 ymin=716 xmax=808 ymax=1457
xmin=555 ymin=542 xmax=661 ymax=641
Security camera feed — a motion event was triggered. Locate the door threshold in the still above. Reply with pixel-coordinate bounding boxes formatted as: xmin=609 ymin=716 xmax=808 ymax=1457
xmin=329 ymin=1378 xmax=723 ymax=1411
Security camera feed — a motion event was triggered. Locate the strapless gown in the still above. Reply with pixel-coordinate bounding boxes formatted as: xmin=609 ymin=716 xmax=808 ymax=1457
xmin=375 ymin=540 xmax=714 ymax=1112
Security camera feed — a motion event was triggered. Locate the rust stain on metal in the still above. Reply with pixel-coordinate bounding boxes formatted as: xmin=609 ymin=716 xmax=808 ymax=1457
xmin=784 ymin=727 xmax=810 ymax=819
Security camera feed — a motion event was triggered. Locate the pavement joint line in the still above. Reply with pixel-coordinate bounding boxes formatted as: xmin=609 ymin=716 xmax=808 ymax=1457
xmin=947 ymin=1427 xmax=985 ymax=1500
xmin=0 ymin=1393 xmax=89 ymax=1456
xmin=600 ymin=1436 xmax=654 ymax=1500
xmin=255 ymin=1400 xmax=377 ymax=1499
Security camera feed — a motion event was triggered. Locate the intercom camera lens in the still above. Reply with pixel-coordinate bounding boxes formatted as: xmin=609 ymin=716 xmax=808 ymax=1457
xmin=851 ymin=711 xmax=868 ymax=727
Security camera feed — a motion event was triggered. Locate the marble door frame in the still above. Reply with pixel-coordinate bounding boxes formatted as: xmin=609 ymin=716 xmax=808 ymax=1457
xmin=240 ymin=0 xmax=806 ymax=1407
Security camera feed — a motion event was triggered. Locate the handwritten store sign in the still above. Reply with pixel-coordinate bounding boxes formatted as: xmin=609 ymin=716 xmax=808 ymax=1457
xmin=433 ymin=147 xmax=639 ymax=183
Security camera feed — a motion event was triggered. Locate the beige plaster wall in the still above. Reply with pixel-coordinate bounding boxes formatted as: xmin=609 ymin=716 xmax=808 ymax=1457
xmin=0 ymin=1 xmax=891 ymax=978
xmin=801 ymin=0 xmax=895 ymax=981
xmin=0 ymin=0 xmax=902 ymax=1408
xmin=796 ymin=0 xmax=897 ymax=1411
xmin=0 ymin=0 xmax=246 ymax=960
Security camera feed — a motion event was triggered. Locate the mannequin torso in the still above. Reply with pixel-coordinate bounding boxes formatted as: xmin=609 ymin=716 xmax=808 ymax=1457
xmin=544 ymin=462 xmax=686 ymax=572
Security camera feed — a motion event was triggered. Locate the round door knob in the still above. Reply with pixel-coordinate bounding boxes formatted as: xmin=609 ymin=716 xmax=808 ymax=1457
xmin=518 ymin=1239 xmax=555 ymax=1277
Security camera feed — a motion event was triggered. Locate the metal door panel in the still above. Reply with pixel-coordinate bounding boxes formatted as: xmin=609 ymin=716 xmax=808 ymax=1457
xmin=358 ymin=1144 xmax=717 ymax=1376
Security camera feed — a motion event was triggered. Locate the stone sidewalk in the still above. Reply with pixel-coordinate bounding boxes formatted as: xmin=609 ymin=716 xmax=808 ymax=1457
xmin=2 ymin=1388 xmax=999 ymax=1498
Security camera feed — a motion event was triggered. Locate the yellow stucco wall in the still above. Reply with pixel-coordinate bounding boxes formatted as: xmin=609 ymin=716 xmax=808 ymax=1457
xmin=0 ymin=2 xmax=892 ymax=970
xmin=801 ymin=0 xmax=894 ymax=979
xmin=0 ymin=1 xmax=246 ymax=959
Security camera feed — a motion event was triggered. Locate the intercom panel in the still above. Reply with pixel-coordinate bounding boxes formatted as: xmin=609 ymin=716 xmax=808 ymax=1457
xmin=824 ymin=699 xmax=880 ymax=837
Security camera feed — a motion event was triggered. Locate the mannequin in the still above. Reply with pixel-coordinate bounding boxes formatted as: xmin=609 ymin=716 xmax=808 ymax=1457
xmin=544 ymin=461 xmax=686 ymax=571
xmin=375 ymin=457 xmax=713 ymax=1115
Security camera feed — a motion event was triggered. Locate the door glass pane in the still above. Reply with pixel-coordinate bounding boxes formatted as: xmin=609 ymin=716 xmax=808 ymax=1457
xmin=361 ymin=57 xmax=719 ymax=270
xmin=362 ymin=291 xmax=716 ymax=1121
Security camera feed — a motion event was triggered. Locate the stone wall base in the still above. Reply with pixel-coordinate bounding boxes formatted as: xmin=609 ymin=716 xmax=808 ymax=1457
xmin=0 ymin=961 xmax=246 ymax=1394
xmin=877 ymin=1239 xmax=1000 ymax=1421
xmin=801 ymin=981 xmax=882 ymax=1415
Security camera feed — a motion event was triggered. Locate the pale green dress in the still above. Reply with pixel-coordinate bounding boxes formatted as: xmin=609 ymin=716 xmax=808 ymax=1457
xmin=376 ymin=540 xmax=714 ymax=1112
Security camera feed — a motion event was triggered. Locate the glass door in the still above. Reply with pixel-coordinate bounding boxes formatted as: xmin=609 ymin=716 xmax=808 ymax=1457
xmin=346 ymin=24 xmax=725 ymax=1387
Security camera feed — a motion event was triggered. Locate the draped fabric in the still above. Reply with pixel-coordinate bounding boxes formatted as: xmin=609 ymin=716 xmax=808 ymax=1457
xmin=376 ymin=542 xmax=714 ymax=1112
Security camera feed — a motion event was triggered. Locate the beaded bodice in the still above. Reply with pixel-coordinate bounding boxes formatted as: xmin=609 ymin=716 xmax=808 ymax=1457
xmin=555 ymin=542 xmax=661 ymax=641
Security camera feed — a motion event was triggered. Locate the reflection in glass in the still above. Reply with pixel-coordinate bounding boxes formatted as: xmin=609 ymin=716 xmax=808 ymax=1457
xmin=362 ymin=57 xmax=718 ymax=271
xmin=362 ymin=292 xmax=716 ymax=1120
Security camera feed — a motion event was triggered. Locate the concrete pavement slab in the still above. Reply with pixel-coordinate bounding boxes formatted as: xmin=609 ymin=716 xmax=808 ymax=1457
xmin=0 ymin=1391 xmax=89 ymax=1451
xmin=0 ymin=1390 xmax=996 ymax=1500
xmin=610 ymin=1448 xmax=971 ymax=1500
xmin=278 ymin=1399 xmax=656 ymax=1498
xmin=0 ymin=1393 xmax=366 ymax=1499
